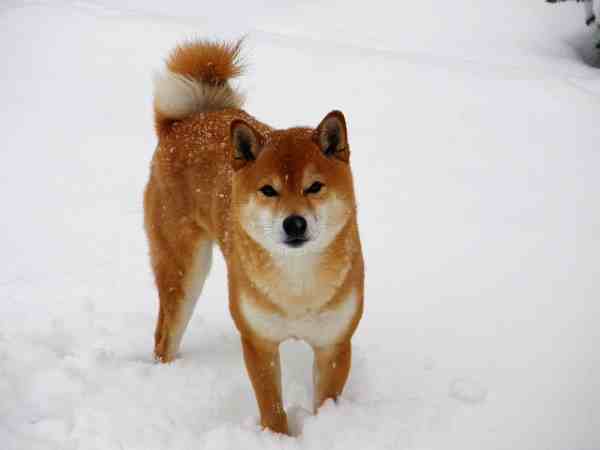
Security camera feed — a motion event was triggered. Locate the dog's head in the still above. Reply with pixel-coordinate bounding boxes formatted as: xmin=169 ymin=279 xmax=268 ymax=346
xmin=230 ymin=111 xmax=355 ymax=255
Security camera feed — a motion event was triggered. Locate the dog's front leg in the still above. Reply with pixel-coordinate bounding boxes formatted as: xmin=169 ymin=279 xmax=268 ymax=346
xmin=241 ymin=336 xmax=288 ymax=434
xmin=312 ymin=340 xmax=352 ymax=413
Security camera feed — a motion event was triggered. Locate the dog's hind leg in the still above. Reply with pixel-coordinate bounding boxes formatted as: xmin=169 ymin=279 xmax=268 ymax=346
xmin=151 ymin=228 xmax=213 ymax=363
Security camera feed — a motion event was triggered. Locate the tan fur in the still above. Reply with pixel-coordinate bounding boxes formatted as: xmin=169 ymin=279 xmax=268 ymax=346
xmin=167 ymin=39 xmax=243 ymax=83
xmin=144 ymin=39 xmax=364 ymax=435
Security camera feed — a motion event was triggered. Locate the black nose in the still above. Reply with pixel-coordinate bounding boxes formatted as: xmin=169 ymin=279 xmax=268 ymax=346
xmin=283 ymin=215 xmax=307 ymax=238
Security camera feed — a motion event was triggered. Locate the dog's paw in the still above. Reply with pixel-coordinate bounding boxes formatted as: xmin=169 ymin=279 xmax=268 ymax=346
xmin=261 ymin=413 xmax=290 ymax=436
xmin=153 ymin=350 xmax=176 ymax=364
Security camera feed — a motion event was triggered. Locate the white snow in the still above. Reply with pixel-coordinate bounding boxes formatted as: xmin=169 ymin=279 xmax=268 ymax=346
xmin=449 ymin=378 xmax=488 ymax=405
xmin=1 ymin=1 xmax=599 ymax=450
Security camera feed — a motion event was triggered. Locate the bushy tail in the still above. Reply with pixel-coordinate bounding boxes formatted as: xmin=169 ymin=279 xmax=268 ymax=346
xmin=153 ymin=39 xmax=245 ymax=137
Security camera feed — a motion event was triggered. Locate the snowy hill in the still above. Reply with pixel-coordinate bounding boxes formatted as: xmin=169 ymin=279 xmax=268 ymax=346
xmin=1 ymin=1 xmax=599 ymax=449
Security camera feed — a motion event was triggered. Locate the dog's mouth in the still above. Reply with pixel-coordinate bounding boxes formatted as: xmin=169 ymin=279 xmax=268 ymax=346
xmin=284 ymin=237 xmax=308 ymax=248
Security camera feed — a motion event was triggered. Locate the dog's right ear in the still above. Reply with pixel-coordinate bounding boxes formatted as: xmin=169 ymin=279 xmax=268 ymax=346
xmin=230 ymin=120 xmax=264 ymax=171
xmin=315 ymin=110 xmax=349 ymax=162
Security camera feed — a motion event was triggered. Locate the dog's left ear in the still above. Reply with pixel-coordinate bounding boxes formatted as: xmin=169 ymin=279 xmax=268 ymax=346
xmin=314 ymin=110 xmax=349 ymax=162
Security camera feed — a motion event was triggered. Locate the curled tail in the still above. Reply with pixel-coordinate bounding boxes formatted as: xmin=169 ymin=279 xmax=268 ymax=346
xmin=153 ymin=39 xmax=245 ymax=137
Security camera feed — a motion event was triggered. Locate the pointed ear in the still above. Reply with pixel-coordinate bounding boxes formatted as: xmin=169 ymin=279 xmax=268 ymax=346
xmin=314 ymin=110 xmax=349 ymax=162
xmin=230 ymin=120 xmax=264 ymax=171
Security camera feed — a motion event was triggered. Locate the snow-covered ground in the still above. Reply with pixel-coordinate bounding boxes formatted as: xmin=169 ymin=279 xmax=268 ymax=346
xmin=1 ymin=1 xmax=599 ymax=449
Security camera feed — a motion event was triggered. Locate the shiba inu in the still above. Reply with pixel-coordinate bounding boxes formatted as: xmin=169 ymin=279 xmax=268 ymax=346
xmin=144 ymin=39 xmax=364 ymax=435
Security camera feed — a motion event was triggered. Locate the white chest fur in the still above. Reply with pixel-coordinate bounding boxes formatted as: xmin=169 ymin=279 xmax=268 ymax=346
xmin=240 ymin=289 xmax=359 ymax=347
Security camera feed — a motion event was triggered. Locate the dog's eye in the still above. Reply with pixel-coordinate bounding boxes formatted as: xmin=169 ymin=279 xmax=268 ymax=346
xmin=259 ymin=185 xmax=278 ymax=197
xmin=304 ymin=181 xmax=324 ymax=195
